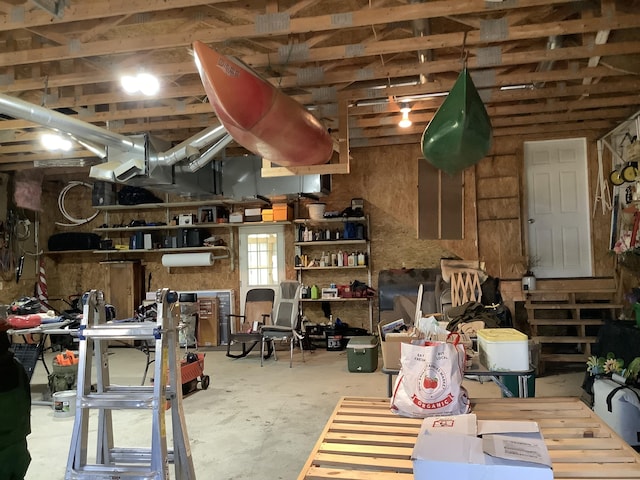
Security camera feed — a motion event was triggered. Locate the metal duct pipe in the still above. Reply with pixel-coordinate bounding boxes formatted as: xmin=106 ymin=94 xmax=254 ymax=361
xmin=186 ymin=133 xmax=233 ymax=172
xmin=154 ymin=123 xmax=227 ymax=166
xmin=410 ymin=0 xmax=432 ymax=84
xmin=533 ymin=35 xmax=563 ymax=88
xmin=0 ymin=93 xmax=142 ymax=154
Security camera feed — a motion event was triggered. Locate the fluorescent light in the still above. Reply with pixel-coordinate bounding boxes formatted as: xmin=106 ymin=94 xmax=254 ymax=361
xmin=41 ymin=133 xmax=73 ymax=151
xmin=121 ymin=73 xmax=160 ymax=96
xmin=500 ymin=84 xmax=530 ymax=91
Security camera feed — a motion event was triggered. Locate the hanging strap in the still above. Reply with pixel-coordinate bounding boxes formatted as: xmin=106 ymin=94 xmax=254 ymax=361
xmin=606 ymin=384 xmax=640 ymax=413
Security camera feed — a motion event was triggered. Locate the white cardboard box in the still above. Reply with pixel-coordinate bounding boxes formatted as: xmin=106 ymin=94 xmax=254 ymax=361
xmin=412 ymin=413 xmax=553 ymax=480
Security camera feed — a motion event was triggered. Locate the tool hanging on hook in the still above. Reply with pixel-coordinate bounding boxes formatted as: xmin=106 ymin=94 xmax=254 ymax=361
xmin=15 ymin=254 xmax=24 ymax=283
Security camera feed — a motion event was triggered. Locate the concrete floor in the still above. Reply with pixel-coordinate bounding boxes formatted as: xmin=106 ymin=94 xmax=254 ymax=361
xmin=24 ymin=344 xmax=586 ymax=479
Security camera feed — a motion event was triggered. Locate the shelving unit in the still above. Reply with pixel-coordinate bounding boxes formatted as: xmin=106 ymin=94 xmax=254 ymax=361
xmin=293 ymin=216 xmax=373 ymax=333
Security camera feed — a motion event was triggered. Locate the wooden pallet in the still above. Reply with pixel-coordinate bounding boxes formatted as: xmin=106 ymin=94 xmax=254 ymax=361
xmin=525 ymin=288 xmax=623 ymax=373
xmin=297 ymin=396 xmax=640 ymax=480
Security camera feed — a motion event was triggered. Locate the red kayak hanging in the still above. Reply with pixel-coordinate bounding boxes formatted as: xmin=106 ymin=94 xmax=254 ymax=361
xmin=193 ymin=41 xmax=333 ymax=168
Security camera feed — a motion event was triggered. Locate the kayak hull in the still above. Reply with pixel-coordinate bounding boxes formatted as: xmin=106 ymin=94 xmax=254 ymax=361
xmin=193 ymin=41 xmax=333 ymax=167
xmin=421 ymin=68 xmax=492 ymax=175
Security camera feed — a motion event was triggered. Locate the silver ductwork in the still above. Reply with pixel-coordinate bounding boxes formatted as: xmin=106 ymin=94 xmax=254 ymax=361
xmin=533 ymin=35 xmax=563 ymax=88
xmin=0 ymin=93 xmax=142 ymax=155
xmin=0 ymin=93 xmax=330 ymax=200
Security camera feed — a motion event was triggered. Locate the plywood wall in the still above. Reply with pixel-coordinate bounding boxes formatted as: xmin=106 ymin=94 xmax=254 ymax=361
xmin=31 ymin=131 xmax=616 ymax=331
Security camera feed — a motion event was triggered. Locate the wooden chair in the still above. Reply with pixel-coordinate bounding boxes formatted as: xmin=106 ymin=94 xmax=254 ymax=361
xmin=450 ymin=268 xmax=483 ymax=307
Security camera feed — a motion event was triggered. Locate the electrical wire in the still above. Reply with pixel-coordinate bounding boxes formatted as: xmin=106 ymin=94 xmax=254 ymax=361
xmin=56 ymin=181 xmax=99 ymax=227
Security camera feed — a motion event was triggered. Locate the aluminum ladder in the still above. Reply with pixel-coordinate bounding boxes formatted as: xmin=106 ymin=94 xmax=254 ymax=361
xmin=65 ymin=288 xmax=196 ymax=480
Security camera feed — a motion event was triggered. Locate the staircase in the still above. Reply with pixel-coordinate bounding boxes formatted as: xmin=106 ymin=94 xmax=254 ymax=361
xmin=524 ymin=278 xmax=623 ymax=374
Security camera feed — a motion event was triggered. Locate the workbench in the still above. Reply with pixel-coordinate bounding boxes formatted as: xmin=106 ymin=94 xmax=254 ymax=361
xmin=297 ymin=396 xmax=640 ymax=480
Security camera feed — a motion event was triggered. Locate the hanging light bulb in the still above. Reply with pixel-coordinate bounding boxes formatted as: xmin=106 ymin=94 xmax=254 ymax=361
xmin=121 ymin=72 xmax=160 ymax=96
xmin=398 ymin=103 xmax=412 ymax=128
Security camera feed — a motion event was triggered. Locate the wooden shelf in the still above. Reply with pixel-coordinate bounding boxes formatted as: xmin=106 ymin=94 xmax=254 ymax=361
xmin=96 ymin=221 xmax=289 ymax=233
xmin=300 ymin=297 xmax=371 ymax=302
xmin=294 ymin=216 xmax=366 ymax=224
xmin=294 ymin=240 xmax=366 ymax=246
xmin=295 ymin=265 xmax=367 ymax=270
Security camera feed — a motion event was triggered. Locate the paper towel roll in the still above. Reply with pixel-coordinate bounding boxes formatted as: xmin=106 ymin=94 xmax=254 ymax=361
xmin=161 ymin=252 xmax=214 ymax=267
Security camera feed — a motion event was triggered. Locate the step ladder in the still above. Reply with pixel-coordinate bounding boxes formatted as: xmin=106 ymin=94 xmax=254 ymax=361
xmin=65 ymin=288 xmax=196 ymax=480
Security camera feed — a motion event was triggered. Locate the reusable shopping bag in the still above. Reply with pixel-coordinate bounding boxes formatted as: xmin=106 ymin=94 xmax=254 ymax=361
xmin=390 ymin=333 xmax=470 ymax=418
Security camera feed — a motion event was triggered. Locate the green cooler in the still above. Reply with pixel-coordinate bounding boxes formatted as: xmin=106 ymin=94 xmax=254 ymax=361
xmin=347 ymin=336 xmax=379 ymax=372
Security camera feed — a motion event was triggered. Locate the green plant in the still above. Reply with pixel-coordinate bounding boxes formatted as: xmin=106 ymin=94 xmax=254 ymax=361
xmin=586 ymin=352 xmax=624 ymax=376
xmin=624 ymin=357 xmax=640 ymax=383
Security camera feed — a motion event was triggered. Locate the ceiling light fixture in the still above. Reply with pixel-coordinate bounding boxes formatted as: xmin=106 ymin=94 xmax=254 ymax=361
xmin=398 ymin=103 xmax=412 ymax=128
xmin=40 ymin=133 xmax=73 ymax=151
xmin=121 ymin=73 xmax=160 ymax=96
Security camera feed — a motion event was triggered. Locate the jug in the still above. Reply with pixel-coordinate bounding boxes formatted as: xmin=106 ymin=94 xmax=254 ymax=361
xmin=311 ymin=284 xmax=320 ymax=300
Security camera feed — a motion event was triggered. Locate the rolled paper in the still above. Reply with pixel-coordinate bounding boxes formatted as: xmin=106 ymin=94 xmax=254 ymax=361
xmin=161 ymin=252 xmax=214 ymax=267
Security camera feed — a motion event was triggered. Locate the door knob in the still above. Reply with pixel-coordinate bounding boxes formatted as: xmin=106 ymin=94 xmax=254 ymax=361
xmin=528 ymin=218 xmax=535 ymax=224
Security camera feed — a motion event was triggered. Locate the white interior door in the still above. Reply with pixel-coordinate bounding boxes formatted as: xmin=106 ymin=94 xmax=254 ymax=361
xmin=238 ymin=225 xmax=285 ymax=314
xmin=525 ymin=138 xmax=592 ymax=278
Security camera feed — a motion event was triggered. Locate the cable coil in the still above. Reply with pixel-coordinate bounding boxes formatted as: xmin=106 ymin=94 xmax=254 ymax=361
xmin=56 ymin=181 xmax=99 ymax=227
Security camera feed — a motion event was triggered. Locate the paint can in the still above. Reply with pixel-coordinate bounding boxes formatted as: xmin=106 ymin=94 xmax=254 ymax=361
xmin=52 ymin=390 xmax=76 ymax=418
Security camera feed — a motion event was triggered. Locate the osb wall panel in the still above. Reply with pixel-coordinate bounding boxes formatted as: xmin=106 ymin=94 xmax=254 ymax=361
xmin=39 ymin=179 xmax=239 ymax=315
xmin=32 ymin=130 xmax=616 ymax=330
xmin=476 ymin=198 xmax=519 ymax=221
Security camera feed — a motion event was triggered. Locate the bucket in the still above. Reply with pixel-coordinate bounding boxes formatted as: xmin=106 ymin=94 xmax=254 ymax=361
xmin=52 ymin=390 xmax=76 ymax=418
xmin=307 ymin=203 xmax=326 ymax=220
xmin=325 ymin=329 xmax=345 ymax=351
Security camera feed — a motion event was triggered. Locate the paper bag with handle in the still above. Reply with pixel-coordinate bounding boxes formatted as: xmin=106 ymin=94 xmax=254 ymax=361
xmin=390 ymin=332 xmax=470 ymax=418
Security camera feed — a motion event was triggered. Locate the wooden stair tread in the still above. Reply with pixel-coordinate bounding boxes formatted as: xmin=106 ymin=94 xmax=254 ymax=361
xmin=540 ymin=353 xmax=589 ymax=362
xmin=533 ymin=336 xmax=598 ymax=343
xmin=528 ymin=318 xmax=604 ymax=326
xmin=526 ymin=288 xmax=617 ymax=294
xmin=525 ymin=303 xmax=623 ymax=310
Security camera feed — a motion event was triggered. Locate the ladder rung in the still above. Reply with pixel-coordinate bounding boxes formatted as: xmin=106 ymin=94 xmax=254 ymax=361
xmin=80 ymin=393 xmax=156 ymax=409
xmin=80 ymin=322 xmax=163 ymax=340
xmin=109 ymin=448 xmax=176 ymax=464
xmin=68 ymin=465 xmax=159 ymax=479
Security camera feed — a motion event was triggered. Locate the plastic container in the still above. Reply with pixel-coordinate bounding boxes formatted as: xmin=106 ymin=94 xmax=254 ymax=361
xmin=347 ymin=336 xmax=379 ymax=372
xmin=499 ymin=374 xmax=536 ymax=398
xmin=307 ymin=203 xmax=326 ymax=220
xmin=325 ymin=328 xmax=345 ymax=351
xmin=52 ymin=390 xmax=76 ymax=418
xmin=477 ymin=328 xmax=529 ymax=371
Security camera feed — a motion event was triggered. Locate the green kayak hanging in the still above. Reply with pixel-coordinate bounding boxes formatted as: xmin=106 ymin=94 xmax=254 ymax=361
xmin=421 ymin=67 xmax=492 ymax=175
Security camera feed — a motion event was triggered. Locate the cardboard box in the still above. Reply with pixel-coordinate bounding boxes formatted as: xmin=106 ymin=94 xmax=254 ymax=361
xmin=477 ymin=328 xmax=529 ymax=371
xmin=261 ymin=209 xmax=274 ymax=221
xmin=273 ymin=203 xmax=293 ymax=221
xmin=378 ymin=319 xmax=414 ymax=371
xmin=229 ymin=212 xmax=243 ymax=223
xmin=412 ymin=413 xmax=553 ymax=480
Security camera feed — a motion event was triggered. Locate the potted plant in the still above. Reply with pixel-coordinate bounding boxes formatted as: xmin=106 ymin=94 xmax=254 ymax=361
xmin=521 ymin=255 xmax=540 ymax=291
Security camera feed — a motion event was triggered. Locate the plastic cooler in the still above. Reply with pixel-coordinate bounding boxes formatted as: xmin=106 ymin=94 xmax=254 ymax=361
xmin=347 ymin=336 xmax=379 ymax=373
xmin=477 ymin=328 xmax=529 ymax=371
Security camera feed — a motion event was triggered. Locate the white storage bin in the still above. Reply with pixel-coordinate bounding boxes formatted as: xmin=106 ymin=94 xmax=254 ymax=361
xmin=593 ymin=378 xmax=640 ymax=447
xmin=477 ymin=328 xmax=529 ymax=371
